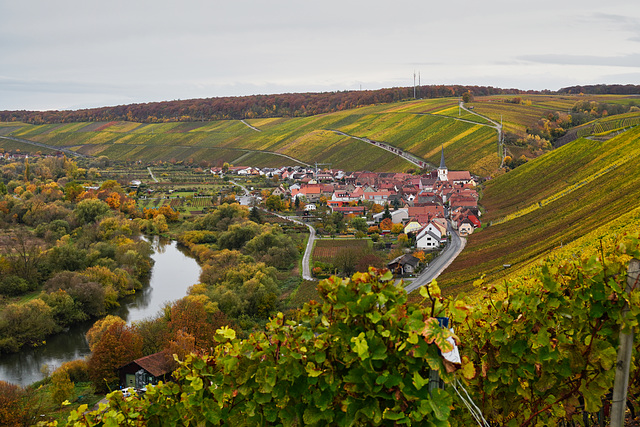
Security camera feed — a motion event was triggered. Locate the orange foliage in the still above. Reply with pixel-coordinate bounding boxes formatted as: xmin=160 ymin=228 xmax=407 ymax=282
xmin=380 ymin=218 xmax=393 ymax=231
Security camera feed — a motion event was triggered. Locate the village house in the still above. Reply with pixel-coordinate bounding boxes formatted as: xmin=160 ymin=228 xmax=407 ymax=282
xmin=458 ymin=219 xmax=475 ymax=235
xmin=415 ymin=221 xmax=447 ymax=250
xmin=387 ymin=254 xmax=420 ymax=275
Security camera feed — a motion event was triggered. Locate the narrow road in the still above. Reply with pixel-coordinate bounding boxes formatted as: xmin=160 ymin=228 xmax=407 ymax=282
xmin=328 ymin=130 xmax=431 ymax=169
xmin=269 ymin=213 xmax=316 ymax=281
xmin=458 ymin=101 xmax=505 ymax=166
xmin=0 ymin=135 xmax=91 ymax=158
xmin=230 ymin=180 xmax=317 ymax=281
xmin=147 ymin=167 xmax=159 ymax=182
xmin=403 ymin=222 xmax=466 ymax=293
xmin=240 ymin=120 xmax=261 ymax=132
xmin=232 ymin=148 xmax=311 ymax=167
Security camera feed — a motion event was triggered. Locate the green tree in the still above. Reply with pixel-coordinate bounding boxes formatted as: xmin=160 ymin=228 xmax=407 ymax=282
xmin=74 ymin=199 xmax=110 ymax=225
xmin=382 ymin=204 xmax=392 ymax=220
xmin=249 ymin=206 xmax=262 ymax=223
xmin=265 ymin=194 xmax=283 ymax=211
xmin=0 ymin=299 xmax=58 ymax=352
xmin=351 ymin=216 xmax=368 ymax=232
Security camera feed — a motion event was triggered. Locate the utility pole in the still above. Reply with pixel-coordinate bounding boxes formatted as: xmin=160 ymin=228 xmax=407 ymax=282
xmin=611 ymin=258 xmax=640 ymax=427
xmin=413 ymin=71 xmax=416 ymax=99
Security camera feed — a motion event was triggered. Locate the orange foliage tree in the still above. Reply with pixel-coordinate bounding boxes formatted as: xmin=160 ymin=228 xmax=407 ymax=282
xmin=87 ymin=320 xmax=143 ymax=392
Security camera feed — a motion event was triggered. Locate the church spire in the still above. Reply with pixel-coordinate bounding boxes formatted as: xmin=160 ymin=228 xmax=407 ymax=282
xmin=437 ymin=145 xmax=448 ymax=181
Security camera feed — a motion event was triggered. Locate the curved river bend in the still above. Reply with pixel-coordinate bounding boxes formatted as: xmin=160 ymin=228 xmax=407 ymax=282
xmin=0 ymin=237 xmax=201 ymax=386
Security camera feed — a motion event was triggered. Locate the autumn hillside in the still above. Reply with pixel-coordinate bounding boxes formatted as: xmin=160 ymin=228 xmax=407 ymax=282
xmin=438 ymin=125 xmax=640 ymax=292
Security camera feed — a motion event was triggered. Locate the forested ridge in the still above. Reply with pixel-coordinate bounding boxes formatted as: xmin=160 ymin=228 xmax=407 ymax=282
xmin=0 ymin=85 xmax=529 ymax=124
xmin=558 ymin=84 xmax=640 ymax=95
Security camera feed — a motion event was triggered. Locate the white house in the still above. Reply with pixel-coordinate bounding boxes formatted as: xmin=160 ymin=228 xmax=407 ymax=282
xmin=416 ymin=222 xmax=447 ymax=249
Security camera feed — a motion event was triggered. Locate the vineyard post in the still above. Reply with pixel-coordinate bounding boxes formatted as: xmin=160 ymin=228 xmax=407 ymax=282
xmin=611 ymin=258 xmax=640 ymax=427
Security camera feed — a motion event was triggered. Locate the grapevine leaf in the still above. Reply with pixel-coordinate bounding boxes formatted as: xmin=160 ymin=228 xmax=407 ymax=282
xmin=460 ymin=356 xmax=476 ymax=380
xmin=306 ymin=362 xmax=323 ymax=377
xmin=421 ymin=317 xmax=454 ymax=353
xmin=413 ymin=371 xmax=428 ymax=390
xmin=350 ymin=332 xmax=370 ymax=360
xmin=428 ymin=388 xmax=452 ymax=421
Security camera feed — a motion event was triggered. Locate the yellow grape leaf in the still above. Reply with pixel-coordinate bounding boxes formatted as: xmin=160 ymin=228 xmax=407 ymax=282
xmin=421 ymin=317 xmax=454 ymax=353
xmin=461 ymin=355 xmax=476 ymax=380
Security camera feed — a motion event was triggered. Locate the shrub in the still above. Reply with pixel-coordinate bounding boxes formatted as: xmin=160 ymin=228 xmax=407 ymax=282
xmin=58 ymin=359 xmax=90 ymax=383
xmin=0 ymin=275 xmax=30 ymax=296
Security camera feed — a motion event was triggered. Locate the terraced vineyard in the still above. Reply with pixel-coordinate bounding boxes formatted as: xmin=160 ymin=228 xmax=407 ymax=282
xmin=2 ymin=93 xmax=638 ymax=180
xmin=0 ymin=97 xmax=510 ymax=174
xmin=438 ymin=126 xmax=640 ymax=292
xmin=575 ymin=111 xmax=640 ymax=137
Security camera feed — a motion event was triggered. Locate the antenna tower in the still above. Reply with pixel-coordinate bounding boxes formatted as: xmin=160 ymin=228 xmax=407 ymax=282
xmin=413 ymin=71 xmax=416 ymax=99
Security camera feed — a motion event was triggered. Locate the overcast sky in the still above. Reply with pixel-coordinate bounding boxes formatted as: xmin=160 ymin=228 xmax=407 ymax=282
xmin=1 ymin=0 xmax=639 ymax=111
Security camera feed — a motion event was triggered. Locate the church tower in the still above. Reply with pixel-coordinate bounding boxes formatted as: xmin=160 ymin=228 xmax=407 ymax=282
xmin=437 ymin=146 xmax=448 ymax=181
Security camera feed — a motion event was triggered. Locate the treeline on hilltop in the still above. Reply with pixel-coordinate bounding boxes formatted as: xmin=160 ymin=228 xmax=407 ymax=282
xmin=558 ymin=83 xmax=640 ymax=95
xmin=0 ymin=85 xmax=527 ymax=124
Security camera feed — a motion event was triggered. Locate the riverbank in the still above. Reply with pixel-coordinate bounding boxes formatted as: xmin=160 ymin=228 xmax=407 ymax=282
xmin=0 ymin=237 xmax=201 ymax=386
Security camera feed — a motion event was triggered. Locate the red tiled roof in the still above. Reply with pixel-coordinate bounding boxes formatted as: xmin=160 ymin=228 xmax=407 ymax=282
xmin=132 ymin=352 xmax=173 ymax=377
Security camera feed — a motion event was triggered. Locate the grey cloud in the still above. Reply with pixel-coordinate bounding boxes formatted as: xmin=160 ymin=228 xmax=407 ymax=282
xmin=519 ymin=53 xmax=640 ymax=68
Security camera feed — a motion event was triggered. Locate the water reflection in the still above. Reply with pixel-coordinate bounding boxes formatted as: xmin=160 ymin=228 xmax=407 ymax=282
xmin=0 ymin=237 xmax=201 ymax=386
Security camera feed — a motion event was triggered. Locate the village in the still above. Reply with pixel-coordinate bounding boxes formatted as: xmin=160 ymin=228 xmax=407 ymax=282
xmin=211 ymin=149 xmax=482 ymax=249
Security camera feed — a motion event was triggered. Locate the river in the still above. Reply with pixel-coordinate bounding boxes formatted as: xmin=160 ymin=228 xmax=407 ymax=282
xmin=0 ymin=237 xmax=201 ymax=386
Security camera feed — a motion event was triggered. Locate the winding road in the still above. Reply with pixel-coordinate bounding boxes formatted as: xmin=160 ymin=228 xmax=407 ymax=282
xmin=147 ymin=167 xmax=159 ymax=182
xmin=240 ymin=120 xmax=261 ymax=132
xmin=270 ymin=213 xmax=316 ymax=281
xmin=403 ymin=221 xmax=466 ymax=293
xmin=0 ymin=135 xmax=91 ymax=158
xmin=230 ymin=180 xmax=317 ymax=280
xmin=328 ymin=130 xmax=431 ymax=169
xmin=458 ymin=101 xmax=506 ymax=166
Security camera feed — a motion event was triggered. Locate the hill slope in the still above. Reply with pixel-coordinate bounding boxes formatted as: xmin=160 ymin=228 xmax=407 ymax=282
xmin=438 ymin=125 xmax=640 ymax=292
xmin=0 ymin=99 xmax=500 ymax=174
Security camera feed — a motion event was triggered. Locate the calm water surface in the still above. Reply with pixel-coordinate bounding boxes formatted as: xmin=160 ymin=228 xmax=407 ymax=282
xmin=0 ymin=237 xmax=201 ymax=386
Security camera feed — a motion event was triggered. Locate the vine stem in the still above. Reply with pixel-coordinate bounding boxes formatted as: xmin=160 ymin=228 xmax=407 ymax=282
xmin=521 ymin=381 xmax=582 ymax=427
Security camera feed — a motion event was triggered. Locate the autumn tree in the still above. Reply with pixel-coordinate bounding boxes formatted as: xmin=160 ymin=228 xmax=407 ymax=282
xmin=85 ymin=315 xmax=127 ymax=351
xmin=379 ymin=217 xmax=393 ymax=231
xmin=391 ymin=223 xmax=404 ymax=234
xmin=166 ymin=295 xmax=228 ymax=351
xmin=0 ymin=381 xmax=27 ymax=427
xmin=87 ymin=320 xmax=143 ymax=392
xmin=50 ymin=369 xmax=74 ymax=406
